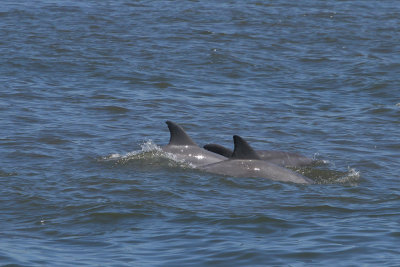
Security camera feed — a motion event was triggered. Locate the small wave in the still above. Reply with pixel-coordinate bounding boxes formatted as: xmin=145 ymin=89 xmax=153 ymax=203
xmin=0 ymin=169 xmax=17 ymax=177
xmin=100 ymin=140 xmax=162 ymax=161
xmin=100 ymin=140 xmax=194 ymax=169
xmin=90 ymin=105 xmax=130 ymax=114
xmin=312 ymin=153 xmax=330 ymax=166
xmin=335 ymin=167 xmax=361 ymax=185
xmin=296 ymin=165 xmax=360 ymax=185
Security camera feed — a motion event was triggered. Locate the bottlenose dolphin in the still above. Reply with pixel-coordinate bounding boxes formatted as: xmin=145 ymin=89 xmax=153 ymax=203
xmin=201 ymin=136 xmax=314 ymax=184
xmin=204 ymin=143 xmax=314 ymax=167
xmin=161 ymin=121 xmax=227 ymax=167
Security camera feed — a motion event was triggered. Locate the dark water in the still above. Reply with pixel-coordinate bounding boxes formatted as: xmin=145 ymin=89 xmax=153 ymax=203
xmin=1 ymin=0 xmax=399 ymax=265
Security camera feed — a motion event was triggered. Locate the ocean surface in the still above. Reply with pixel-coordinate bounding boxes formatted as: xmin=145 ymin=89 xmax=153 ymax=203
xmin=1 ymin=0 xmax=399 ymax=266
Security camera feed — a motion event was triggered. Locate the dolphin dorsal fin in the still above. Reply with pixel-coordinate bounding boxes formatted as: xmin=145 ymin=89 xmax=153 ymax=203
xmin=231 ymin=135 xmax=261 ymax=160
xmin=166 ymin=121 xmax=197 ymax=146
xmin=204 ymin=144 xmax=233 ymax=158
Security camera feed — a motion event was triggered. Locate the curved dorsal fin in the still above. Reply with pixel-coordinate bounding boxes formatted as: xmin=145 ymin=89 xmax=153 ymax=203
xmin=203 ymin=144 xmax=233 ymax=158
xmin=231 ymin=135 xmax=261 ymax=160
xmin=166 ymin=121 xmax=197 ymax=146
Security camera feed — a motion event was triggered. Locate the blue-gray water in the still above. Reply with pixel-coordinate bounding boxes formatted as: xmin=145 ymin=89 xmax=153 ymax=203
xmin=1 ymin=1 xmax=399 ymax=266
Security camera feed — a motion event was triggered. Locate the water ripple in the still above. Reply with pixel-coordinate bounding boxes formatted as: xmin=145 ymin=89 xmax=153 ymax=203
xmin=1 ymin=0 xmax=399 ymax=265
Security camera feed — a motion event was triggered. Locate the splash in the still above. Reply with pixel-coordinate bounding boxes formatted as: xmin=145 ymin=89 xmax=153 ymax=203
xmin=312 ymin=153 xmax=330 ymax=165
xmin=100 ymin=140 xmax=194 ymax=168
xmin=335 ymin=167 xmax=361 ymax=185
xmin=101 ymin=140 xmax=162 ymax=162
xmin=140 ymin=139 xmax=162 ymax=153
xmin=294 ymin=164 xmax=360 ymax=185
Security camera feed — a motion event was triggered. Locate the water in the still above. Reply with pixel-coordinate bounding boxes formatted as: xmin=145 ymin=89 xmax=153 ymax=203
xmin=1 ymin=0 xmax=399 ymax=265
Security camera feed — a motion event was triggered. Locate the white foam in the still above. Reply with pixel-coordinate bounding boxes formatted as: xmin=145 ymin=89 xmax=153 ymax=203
xmin=312 ymin=153 xmax=330 ymax=165
xmin=336 ymin=167 xmax=360 ymax=184
xmin=100 ymin=140 xmax=195 ymax=169
xmin=101 ymin=139 xmax=161 ymax=161
xmin=161 ymin=151 xmax=196 ymax=169
xmin=347 ymin=167 xmax=360 ymax=179
xmin=140 ymin=139 xmax=162 ymax=153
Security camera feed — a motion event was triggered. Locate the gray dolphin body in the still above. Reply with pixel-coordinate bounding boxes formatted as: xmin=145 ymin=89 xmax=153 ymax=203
xmin=201 ymin=136 xmax=314 ymax=184
xmin=204 ymin=143 xmax=314 ymax=167
xmin=162 ymin=121 xmax=227 ymax=167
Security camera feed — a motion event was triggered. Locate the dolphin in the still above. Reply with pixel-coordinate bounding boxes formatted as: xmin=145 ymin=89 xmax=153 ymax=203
xmin=161 ymin=121 xmax=227 ymax=167
xmin=201 ymin=136 xmax=314 ymax=184
xmin=204 ymin=143 xmax=314 ymax=167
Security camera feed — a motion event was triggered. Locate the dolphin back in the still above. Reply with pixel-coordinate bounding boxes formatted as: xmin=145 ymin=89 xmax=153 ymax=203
xmin=201 ymin=159 xmax=314 ymax=184
xmin=257 ymin=150 xmax=315 ymax=167
xmin=205 ymin=140 xmax=315 ymax=167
